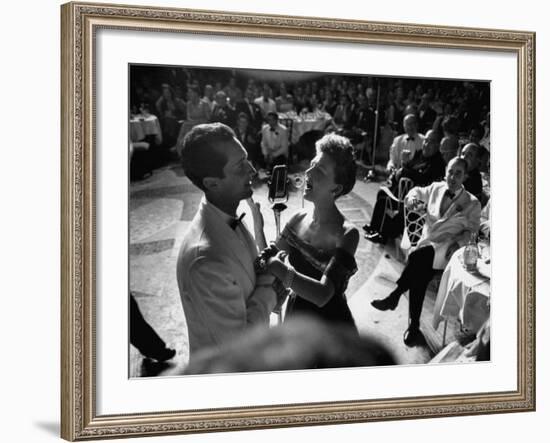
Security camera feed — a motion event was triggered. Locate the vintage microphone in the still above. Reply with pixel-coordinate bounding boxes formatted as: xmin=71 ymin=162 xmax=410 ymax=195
xmin=267 ymin=164 xmax=289 ymax=323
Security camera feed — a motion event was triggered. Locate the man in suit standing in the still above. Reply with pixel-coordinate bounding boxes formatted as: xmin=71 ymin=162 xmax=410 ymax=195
xmin=260 ymin=112 xmax=289 ymax=170
xmin=177 ymin=123 xmax=277 ymax=359
xmin=371 ymin=157 xmax=481 ymax=346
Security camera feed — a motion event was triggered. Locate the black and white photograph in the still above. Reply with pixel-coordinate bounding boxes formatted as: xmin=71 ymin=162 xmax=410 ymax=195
xmin=128 ymin=64 xmax=492 ymax=377
xmin=54 ymin=1 xmax=537 ymax=441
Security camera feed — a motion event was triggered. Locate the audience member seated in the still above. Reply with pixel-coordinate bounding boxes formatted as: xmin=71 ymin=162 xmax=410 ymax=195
xmin=236 ymin=87 xmax=264 ymax=132
xmin=210 ymin=90 xmax=237 ymax=128
xmin=349 ymin=93 xmax=375 ymax=146
xmin=234 ymin=112 xmax=261 ymax=169
xmin=176 ymin=85 xmax=211 ymax=148
xmin=292 ymin=85 xmax=307 ymax=115
xmin=370 ymin=157 xmax=481 ymax=346
xmin=459 ymin=142 xmax=484 ymax=202
xmin=275 ymin=82 xmax=295 ymax=112
xmin=183 ymin=315 xmax=396 ymax=374
xmin=332 ymin=94 xmax=354 ymax=131
xmin=202 ymin=84 xmax=216 ymax=114
xmin=364 ymin=129 xmax=445 ymax=244
xmin=223 ymin=76 xmax=241 ymax=107
xmin=439 ymin=115 xmax=460 ymax=164
xmin=417 ymin=93 xmax=437 ymax=134
xmin=254 ymin=83 xmax=277 ymax=118
xmin=260 ymin=111 xmax=289 ymax=170
xmin=155 ymin=83 xmax=186 ymax=147
xmin=468 ymin=123 xmax=490 ymax=173
xmin=321 ymin=89 xmax=338 ymax=116
xmin=387 ymin=114 xmax=425 ymax=172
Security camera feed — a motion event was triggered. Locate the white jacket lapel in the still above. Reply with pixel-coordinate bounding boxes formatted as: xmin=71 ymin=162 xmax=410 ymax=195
xmin=202 ymin=202 xmax=256 ymax=285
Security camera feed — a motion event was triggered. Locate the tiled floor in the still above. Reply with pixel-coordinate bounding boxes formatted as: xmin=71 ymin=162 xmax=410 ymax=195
xmin=129 ymin=162 xmax=434 ymax=377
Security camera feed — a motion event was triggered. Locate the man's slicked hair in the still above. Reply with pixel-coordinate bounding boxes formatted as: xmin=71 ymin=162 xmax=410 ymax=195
xmin=180 ymin=123 xmax=236 ymax=191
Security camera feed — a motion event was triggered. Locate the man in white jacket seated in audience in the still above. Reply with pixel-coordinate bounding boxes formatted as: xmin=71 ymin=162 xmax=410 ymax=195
xmin=371 ymin=157 xmax=481 ymax=346
xmin=386 ymin=113 xmax=425 ymax=172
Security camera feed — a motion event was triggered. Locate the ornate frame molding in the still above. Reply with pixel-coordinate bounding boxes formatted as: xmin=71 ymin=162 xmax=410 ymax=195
xmin=61 ymin=2 xmax=535 ymax=440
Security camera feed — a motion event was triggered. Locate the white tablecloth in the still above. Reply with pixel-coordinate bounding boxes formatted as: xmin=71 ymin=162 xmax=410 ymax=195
xmin=432 ymin=246 xmax=490 ymax=334
xmin=130 ymin=114 xmax=162 ymax=144
xmin=278 ymin=111 xmax=332 ymax=144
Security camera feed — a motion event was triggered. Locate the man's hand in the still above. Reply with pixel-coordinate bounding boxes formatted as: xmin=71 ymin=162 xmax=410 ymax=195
xmin=246 ymin=198 xmax=264 ymax=230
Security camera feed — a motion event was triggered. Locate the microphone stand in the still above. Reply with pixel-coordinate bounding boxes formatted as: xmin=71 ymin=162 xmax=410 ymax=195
xmin=364 ymin=80 xmax=381 ymax=182
xmin=268 ymin=170 xmax=289 ymax=325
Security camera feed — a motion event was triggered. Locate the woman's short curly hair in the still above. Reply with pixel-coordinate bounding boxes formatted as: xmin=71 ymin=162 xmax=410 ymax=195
xmin=315 ymin=133 xmax=357 ymax=198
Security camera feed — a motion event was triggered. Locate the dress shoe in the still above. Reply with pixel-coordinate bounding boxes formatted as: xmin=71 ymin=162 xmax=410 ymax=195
xmin=371 ymin=295 xmax=399 ymax=311
xmin=365 ymin=232 xmax=386 ymax=244
xmin=145 ymin=347 xmax=176 ymax=362
xmin=362 ymin=224 xmax=376 ymax=235
xmin=403 ymin=327 xmax=422 ymax=346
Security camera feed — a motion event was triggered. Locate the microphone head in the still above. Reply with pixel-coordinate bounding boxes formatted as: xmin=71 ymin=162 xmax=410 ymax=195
xmin=268 ymin=164 xmax=289 ymax=203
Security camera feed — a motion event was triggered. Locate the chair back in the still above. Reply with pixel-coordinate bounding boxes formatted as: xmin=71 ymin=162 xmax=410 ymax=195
xmin=401 ymin=205 xmax=427 ymax=251
xmin=379 ymin=176 xmax=416 ymax=238
xmin=397 ymin=177 xmax=414 ymax=202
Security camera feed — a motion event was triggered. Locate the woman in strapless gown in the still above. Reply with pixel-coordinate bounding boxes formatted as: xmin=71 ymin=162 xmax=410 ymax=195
xmin=279 ymin=215 xmax=357 ymax=328
xmin=263 ymin=133 xmax=359 ymax=331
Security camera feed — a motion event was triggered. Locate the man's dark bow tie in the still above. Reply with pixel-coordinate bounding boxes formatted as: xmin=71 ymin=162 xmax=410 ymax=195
xmin=269 ymin=128 xmax=278 ymax=134
xmin=406 ymin=136 xmax=415 ymax=141
xmin=229 ymin=213 xmax=245 ymax=230
xmin=444 ymin=189 xmax=455 ymax=199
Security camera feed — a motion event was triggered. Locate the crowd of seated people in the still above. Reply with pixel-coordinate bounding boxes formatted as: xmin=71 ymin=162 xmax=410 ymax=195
xmin=130 ymin=68 xmax=490 ymax=189
xmin=130 ymin=68 xmax=493 ymax=369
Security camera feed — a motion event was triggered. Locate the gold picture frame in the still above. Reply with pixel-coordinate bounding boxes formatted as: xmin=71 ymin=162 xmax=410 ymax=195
xmin=61 ymin=1 xmax=536 ymax=440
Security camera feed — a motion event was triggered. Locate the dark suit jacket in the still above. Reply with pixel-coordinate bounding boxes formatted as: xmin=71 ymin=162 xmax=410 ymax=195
xmin=463 ymin=168 xmax=483 ymax=200
xmin=399 ymin=150 xmax=446 ymax=187
xmin=352 ymin=106 xmax=376 ymax=134
xmin=236 ymin=100 xmax=264 ymax=131
xmin=418 ymin=106 xmax=437 ymax=133
xmin=210 ymin=104 xmax=237 ymax=128
xmin=234 ymin=126 xmax=260 ymax=163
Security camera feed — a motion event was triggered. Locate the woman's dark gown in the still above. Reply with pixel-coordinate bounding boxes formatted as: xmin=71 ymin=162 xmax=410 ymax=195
xmin=281 ymin=223 xmax=358 ymax=330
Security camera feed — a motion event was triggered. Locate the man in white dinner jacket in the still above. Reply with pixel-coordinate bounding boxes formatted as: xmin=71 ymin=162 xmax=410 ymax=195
xmin=177 ymin=123 xmax=277 ymax=359
xmin=260 ymin=111 xmax=289 ymax=170
xmin=387 ymin=113 xmax=425 ymax=171
xmin=371 ymin=157 xmax=481 ymax=346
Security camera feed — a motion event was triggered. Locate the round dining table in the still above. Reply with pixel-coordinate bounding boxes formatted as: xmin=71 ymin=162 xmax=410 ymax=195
xmin=278 ymin=110 xmax=333 ymax=144
xmin=130 ymin=113 xmax=162 ymax=145
xmin=432 ymin=245 xmax=491 ymax=336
